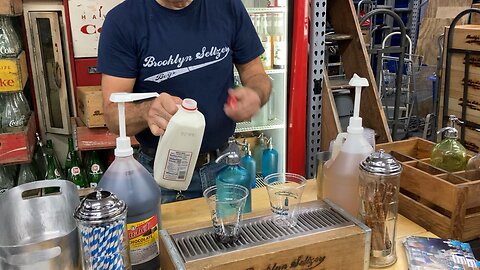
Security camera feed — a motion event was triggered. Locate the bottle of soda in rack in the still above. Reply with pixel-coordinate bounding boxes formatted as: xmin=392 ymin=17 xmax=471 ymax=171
xmin=65 ymin=137 xmax=76 ymax=177
xmin=85 ymin=150 xmax=104 ymax=188
xmin=272 ymin=13 xmax=286 ymax=69
xmin=258 ymin=13 xmax=272 ymax=70
xmin=46 ymin=139 xmax=64 ymax=179
xmin=17 ymin=162 xmax=38 ymax=186
xmin=0 ymin=165 xmax=14 ymax=193
xmin=67 ymin=151 xmax=88 ymax=189
xmin=34 ymin=133 xmax=48 ymax=176
xmin=1 ymin=93 xmax=27 ymax=132
xmin=0 ymin=16 xmax=22 ymax=58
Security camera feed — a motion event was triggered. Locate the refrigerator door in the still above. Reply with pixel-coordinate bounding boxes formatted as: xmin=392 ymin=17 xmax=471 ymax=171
xmin=235 ymin=3 xmax=288 ymax=177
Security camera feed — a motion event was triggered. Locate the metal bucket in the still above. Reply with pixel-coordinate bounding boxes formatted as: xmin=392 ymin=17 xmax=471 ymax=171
xmin=0 ymin=180 xmax=81 ymax=270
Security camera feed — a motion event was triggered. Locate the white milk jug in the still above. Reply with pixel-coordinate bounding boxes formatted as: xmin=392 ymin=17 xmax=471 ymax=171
xmin=154 ymin=98 xmax=205 ymax=190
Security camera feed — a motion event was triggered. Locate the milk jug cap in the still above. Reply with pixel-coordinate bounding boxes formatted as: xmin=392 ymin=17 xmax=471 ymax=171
xmin=182 ymin=98 xmax=198 ymax=111
xmin=360 ymin=149 xmax=402 ymax=175
xmin=74 ymin=190 xmax=127 ymax=224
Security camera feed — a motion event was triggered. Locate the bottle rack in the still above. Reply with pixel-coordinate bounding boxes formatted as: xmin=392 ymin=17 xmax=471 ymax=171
xmin=376 ymin=137 xmax=480 ymax=242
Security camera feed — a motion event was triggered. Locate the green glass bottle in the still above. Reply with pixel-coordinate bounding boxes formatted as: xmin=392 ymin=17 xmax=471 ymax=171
xmin=46 ymin=139 xmax=64 ymax=179
xmin=45 ymin=154 xmax=61 ymax=194
xmin=86 ymin=150 xmax=104 ymax=188
xmin=431 ymin=115 xmax=468 ymax=172
xmin=65 ymin=137 xmax=75 ymax=177
xmin=67 ymin=151 xmax=88 ymax=189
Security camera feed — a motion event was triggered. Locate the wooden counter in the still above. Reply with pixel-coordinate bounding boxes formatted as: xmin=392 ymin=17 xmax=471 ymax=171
xmin=160 ymin=180 xmax=434 ymax=269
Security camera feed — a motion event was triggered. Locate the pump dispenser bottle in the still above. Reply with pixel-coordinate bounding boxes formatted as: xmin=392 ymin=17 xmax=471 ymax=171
xmin=431 ymin=115 xmax=467 ymax=172
xmin=322 ymin=74 xmax=374 ymax=217
xmin=98 ymin=92 xmax=161 ymax=270
xmin=215 ymin=151 xmax=251 ymax=213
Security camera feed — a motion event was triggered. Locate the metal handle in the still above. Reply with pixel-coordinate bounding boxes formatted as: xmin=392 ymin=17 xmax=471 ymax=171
xmin=2 ymin=180 xmax=78 ymax=201
xmin=4 ymin=246 xmax=61 ymax=266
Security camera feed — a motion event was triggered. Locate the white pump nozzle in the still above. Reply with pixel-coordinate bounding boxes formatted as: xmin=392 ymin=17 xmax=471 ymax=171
xmin=110 ymin=92 xmax=160 ymax=157
xmin=347 ymin=74 xmax=369 ymax=134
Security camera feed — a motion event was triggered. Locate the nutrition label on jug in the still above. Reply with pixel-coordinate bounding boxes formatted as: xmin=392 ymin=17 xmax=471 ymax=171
xmin=163 ymin=150 xmax=192 ymax=181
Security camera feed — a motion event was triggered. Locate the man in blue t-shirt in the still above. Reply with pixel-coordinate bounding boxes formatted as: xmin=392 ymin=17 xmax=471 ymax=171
xmin=97 ymin=0 xmax=271 ymax=203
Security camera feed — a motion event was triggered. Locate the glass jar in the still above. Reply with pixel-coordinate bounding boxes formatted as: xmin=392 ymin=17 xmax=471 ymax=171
xmin=359 ymin=150 xmax=402 ymax=268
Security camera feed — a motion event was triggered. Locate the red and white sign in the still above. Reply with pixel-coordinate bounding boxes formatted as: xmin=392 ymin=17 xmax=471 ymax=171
xmin=68 ymin=0 xmax=123 ymax=58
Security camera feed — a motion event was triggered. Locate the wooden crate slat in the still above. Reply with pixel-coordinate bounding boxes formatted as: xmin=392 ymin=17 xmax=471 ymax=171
xmin=0 ymin=116 xmax=36 ymax=164
xmin=464 ymin=213 xmax=480 ymax=241
xmin=401 ymin=163 xmax=459 ymax=213
xmin=399 ymin=193 xmax=452 ymax=240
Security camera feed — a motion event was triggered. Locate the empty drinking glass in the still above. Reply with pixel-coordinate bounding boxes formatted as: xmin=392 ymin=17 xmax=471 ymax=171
xmin=265 ymin=173 xmax=306 ymax=227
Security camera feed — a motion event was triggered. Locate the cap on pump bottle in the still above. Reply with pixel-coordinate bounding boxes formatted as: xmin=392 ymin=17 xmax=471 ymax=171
xmin=347 ymin=73 xmax=369 ymax=134
xmin=110 ymin=92 xmax=160 ymax=157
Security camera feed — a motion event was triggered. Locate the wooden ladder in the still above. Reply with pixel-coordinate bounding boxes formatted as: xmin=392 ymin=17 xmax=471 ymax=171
xmin=321 ymin=0 xmax=392 ymax=151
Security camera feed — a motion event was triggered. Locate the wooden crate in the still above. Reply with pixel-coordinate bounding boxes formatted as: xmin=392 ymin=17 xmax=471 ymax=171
xmin=446 ymin=25 xmax=480 ymax=52
xmin=0 ymin=0 xmax=22 ymax=15
xmin=377 ymin=137 xmax=480 ymax=241
xmin=0 ymin=115 xmax=36 ymax=165
xmin=77 ymin=86 xmax=106 ymax=128
xmin=0 ymin=51 xmax=28 ymax=92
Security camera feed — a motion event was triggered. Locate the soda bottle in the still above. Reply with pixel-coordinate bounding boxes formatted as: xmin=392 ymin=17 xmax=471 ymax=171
xmin=44 ymin=153 xmax=62 ymax=194
xmin=272 ymin=13 xmax=286 ymax=69
xmin=33 ymin=133 xmax=47 ymax=178
xmin=258 ymin=13 xmax=272 ymax=69
xmin=0 ymin=165 xmax=14 ymax=193
xmin=65 ymin=137 xmax=76 ymax=177
xmin=1 ymin=93 xmax=26 ymax=132
xmin=67 ymin=151 xmax=88 ymax=189
xmin=46 ymin=139 xmax=64 ymax=179
xmin=17 ymin=162 xmax=38 ymax=186
xmin=86 ymin=150 xmax=104 ymax=188
xmin=0 ymin=16 xmax=22 ymax=58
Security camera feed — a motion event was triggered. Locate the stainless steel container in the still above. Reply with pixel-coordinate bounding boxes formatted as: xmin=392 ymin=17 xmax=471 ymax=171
xmin=74 ymin=190 xmax=131 ymax=270
xmin=0 ymin=180 xmax=81 ymax=270
xmin=359 ymin=150 xmax=402 ymax=268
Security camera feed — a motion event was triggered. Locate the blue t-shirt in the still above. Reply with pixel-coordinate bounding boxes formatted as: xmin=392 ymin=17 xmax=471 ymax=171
xmin=97 ymin=0 xmax=263 ymax=152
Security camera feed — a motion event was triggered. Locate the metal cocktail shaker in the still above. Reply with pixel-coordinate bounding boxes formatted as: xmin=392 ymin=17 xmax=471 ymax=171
xmin=359 ymin=150 xmax=402 ymax=268
xmin=74 ymin=190 xmax=131 ymax=270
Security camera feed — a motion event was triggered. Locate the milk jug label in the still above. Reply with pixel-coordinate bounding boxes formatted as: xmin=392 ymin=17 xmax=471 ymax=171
xmin=163 ymin=149 xmax=192 ymax=181
xmin=127 ymin=215 xmax=159 ymax=265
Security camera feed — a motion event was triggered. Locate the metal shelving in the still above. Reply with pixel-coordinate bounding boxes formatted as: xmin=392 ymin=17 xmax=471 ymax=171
xmin=235 ymin=118 xmax=285 ymax=133
xmin=247 ymin=7 xmax=287 ymax=13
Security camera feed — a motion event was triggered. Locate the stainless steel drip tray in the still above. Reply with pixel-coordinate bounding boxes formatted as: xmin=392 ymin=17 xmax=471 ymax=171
xmin=161 ymin=200 xmax=355 ymax=263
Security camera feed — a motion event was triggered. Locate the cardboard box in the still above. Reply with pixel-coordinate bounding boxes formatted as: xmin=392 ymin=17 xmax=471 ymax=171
xmin=77 ymin=86 xmax=105 ymax=128
xmin=0 ymin=115 xmax=36 ymax=165
xmin=0 ymin=0 xmax=22 ymax=16
xmin=0 ymin=51 xmax=28 ymax=92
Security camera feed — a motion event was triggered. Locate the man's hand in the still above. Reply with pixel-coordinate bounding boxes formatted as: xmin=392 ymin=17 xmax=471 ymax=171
xmin=224 ymin=87 xmax=262 ymax=122
xmin=145 ymin=92 xmax=182 ymax=136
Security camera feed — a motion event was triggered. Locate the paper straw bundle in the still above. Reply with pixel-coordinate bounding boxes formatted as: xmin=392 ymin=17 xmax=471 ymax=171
xmin=79 ymin=218 xmax=126 ymax=270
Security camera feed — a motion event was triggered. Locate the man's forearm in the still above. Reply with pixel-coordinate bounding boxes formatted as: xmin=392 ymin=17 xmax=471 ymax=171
xmin=104 ymin=100 xmax=152 ymax=136
xmin=243 ymin=73 xmax=272 ymax=106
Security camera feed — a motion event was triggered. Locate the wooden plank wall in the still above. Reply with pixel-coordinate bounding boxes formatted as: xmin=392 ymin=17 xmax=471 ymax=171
xmin=415 ymin=0 xmax=472 ymax=66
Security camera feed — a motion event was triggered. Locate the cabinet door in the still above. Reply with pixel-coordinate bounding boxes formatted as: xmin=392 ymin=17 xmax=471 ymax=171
xmin=28 ymin=12 xmax=71 ymax=135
